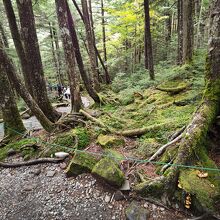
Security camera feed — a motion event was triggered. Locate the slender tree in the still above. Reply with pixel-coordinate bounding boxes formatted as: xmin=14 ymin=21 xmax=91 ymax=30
xmin=182 ymin=0 xmax=194 ymax=63
xmin=16 ymin=0 xmax=60 ymax=122
xmin=66 ymin=3 xmax=101 ymax=103
xmin=177 ymin=0 xmax=183 ymax=65
xmin=55 ymin=0 xmax=82 ymax=112
xmin=72 ymin=0 xmax=111 ymax=84
xmin=101 ymin=0 xmax=107 ymax=68
xmin=81 ymin=0 xmax=100 ymax=91
xmin=144 ymin=0 xmax=154 ymax=80
xmin=3 ymin=0 xmax=33 ymax=94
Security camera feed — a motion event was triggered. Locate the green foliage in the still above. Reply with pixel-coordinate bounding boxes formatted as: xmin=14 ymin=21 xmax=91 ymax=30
xmin=72 ymin=127 xmax=90 ymax=149
xmin=0 ymin=138 xmax=38 ymax=161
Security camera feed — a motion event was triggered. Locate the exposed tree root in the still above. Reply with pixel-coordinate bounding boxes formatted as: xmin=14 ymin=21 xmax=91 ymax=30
xmin=147 ymin=132 xmax=183 ymax=163
xmin=0 ymin=158 xmax=65 ymax=168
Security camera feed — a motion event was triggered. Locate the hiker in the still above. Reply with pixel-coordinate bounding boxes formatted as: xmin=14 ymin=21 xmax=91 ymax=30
xmin=64 ymin=87 xmax=71 ymax=99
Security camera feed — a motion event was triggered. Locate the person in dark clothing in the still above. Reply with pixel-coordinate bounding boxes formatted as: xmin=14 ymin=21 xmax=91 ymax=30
xmin=57 ymin=84 xmax=62 ymax=97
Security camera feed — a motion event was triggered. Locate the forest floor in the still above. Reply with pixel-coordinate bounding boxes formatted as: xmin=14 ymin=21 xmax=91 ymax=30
xmin=0 ymin=54 xmax=220 ymax=219
xmin=0 ymin=156 xmax=187 ymax=220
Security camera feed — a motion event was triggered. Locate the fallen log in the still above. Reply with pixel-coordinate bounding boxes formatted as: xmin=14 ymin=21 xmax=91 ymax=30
xmin=0 ymin=157 xmax=65 ymax=168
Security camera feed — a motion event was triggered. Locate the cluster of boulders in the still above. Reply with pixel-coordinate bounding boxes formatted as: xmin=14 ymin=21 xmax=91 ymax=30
xmin=65 ymin=134 xmax=126 ymax=188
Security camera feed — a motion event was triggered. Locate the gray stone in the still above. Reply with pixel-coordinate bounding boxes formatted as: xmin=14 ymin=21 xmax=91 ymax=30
xmin=125 ymin=202 xmax=149 ymax=220
xmin=120 ymin=179 xmax=130 ymax=191
xmin=46 ymin=170 xmax=56 ymax=177
xmin=114 ymin=190 xmax=125 ymax=201
xmin=31 ymin=169 xmax=41 ymax=176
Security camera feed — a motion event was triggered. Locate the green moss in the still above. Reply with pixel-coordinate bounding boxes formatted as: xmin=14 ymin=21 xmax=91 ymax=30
xmin=72 ymin=127 xmax=90 ymax=149
xmin=97 ymin=134 xmax=125 ymax=148
xmin=0 ymin=138 xmax=38 ymax=161
xmin=66 ymin=151 xmax=98 ymax=177
xmin=92 ymin=157 xmax=125 ymax=187
xmin=104 ymin=149 xmax=125 ymax=163
xmin=179 ymin=169 xmax=220 ymax=211
xmin=134 ymin=178 xmax=165 ymax=198
xmin=136 ymin=138 xmax=161 ymax=158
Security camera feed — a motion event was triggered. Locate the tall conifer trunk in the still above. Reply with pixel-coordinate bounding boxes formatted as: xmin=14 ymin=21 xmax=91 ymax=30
xmin=16 ymin=0 xmax=60 ymax=122
xmin=55 ymin=0 xmax=82 ymax=113
xmin=144 ymin=0 xmax=154 ymax=80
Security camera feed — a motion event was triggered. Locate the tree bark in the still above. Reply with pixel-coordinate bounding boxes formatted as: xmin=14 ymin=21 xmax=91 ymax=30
xmin=144 ymin=0 xmax=155 ymax=80
xmin=177 ymin=0 xmax=183 ymax=65
xmin=71 ymin=0 xmax=111 ymax=84
xmin=16 ymin=0 xmax=60 ymax=122
xmin=81 ymin=0 xmax=100 ymax=91
xmin=101 ymin=0 xmax=109 ymax=83
xmin=0 ymin=22 xmax=9 ymax=48
xmin=182 ymin=0 xmax=194 ymax=63
xmin=49 ymin=22 xmax=62 ymax=86
xmin=66 ymin=3 xmax=101 ymax=104
xmin=55 ymin=0 xmax=82 ymax=113
xmin=0 ymin=63 xmax=26 ymax=138
xmin=3 ymin=0 xmax=33 ymax=94
xmin=0 ymin=40 xmax=55 ymax=132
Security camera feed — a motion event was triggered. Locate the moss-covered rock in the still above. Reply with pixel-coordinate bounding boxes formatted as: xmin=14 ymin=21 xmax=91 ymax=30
xmin=0 ymin=138 xmax=38 ymax=161
xmin=72 ymin=127 xmax=90 ymax=149
xmin=97 ymin=134 xmax=125 ymax=148
xmin=134 ymin=177 xmax=165 ymax=198
xmin=92 ymin=157 xmax=125 ymax=187
xmin=65 ymin=152 xmax=98 ymax=177
xmin=178 ymin=169 xmax=220 ymax=212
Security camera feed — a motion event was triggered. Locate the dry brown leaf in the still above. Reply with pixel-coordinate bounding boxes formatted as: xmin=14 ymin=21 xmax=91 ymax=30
xmin=197 ymin=171 xmax=208 ymax=178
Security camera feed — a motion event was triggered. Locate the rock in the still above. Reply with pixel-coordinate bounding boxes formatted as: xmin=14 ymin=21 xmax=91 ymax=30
xmin=31 ymin=169 xmax=41 ymax=176
xmin=23 ymin=184 xmax=37 ymax=191
xmin=92 ymin=157 xmax=125 ymax=187
xmin=60 ymin=163 xmax=67 ymax=169
xmin=97 ymin=134 xmax=125 ymax=148
xmin=120 ymin=179 xmax=130 ymax=191
xmin=22 ymin=113 xmax=30 ymax=119
xmin=55 ymin=152 xmax=69 ymax=159
xmin=114 ymin=190 xmax=125 ymax=201
xmin=7 ymin=148 xmax=17 ymax=157
xmin=104 ymin=195 xmax=111 ymax=203
xmin=125 ymin=202 xmax=149 ymax=220
xmin=65 ymin=152 xmax=98 ymax=177
xmin=46 ymin=170 xmax=56 ymax=177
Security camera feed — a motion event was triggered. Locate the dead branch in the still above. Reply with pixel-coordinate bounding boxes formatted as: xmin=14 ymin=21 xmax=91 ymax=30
xmin=147 ymin=132 xmax=184 ymax=163
xmin=0 ymin=157 xmax=65 ymax=168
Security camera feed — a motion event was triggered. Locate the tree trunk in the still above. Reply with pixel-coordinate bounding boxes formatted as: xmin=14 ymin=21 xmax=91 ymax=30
xmin=165 ymin=8 xmax=172 ymax=59
xmin=195 ymin=0 xmax=204 ymax=49
xmin=182 ymin=0 xmax=194 ymax=63
xmin=52 ymin=24 xmax=65 ymax=86
xmin=16 ymin=0 xmax=60 ymax=122
xmin=66 ymin=3 xmax=101 ymax=104
xmin=144 ymin=0 xmax=155 ymax=80
xmin=3 ymin=0 xmax=33 ymax=94
xmin=177 ymin=0 xmax=183 ymax=65
xmin=49 ymin=22 xmax=62 ymax=85
xmin=81 ymin=0 xmax=100 ymax=91
xmin=0 ymin=40 xmax=55 ymax=132
xmin=55 ymin=0 xmax=82 ymax=113
xmin=0 ymin=22 xmax=9 ymax=48
xmin=0 ymin=63 xmax=26 ymax=138
xmin=101 ymin=0 xmax=109 ymax=81
xmin=71 ymin=0 xmax=111 ymax=84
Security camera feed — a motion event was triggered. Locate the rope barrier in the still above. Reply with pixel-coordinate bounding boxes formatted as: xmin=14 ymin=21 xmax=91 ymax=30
xmin=1 ymin=124 xmax=220 ymax=172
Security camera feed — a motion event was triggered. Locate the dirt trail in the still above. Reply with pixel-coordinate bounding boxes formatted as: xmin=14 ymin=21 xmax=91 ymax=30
xmin=0 ymin=158 xmax=187 ymax=220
